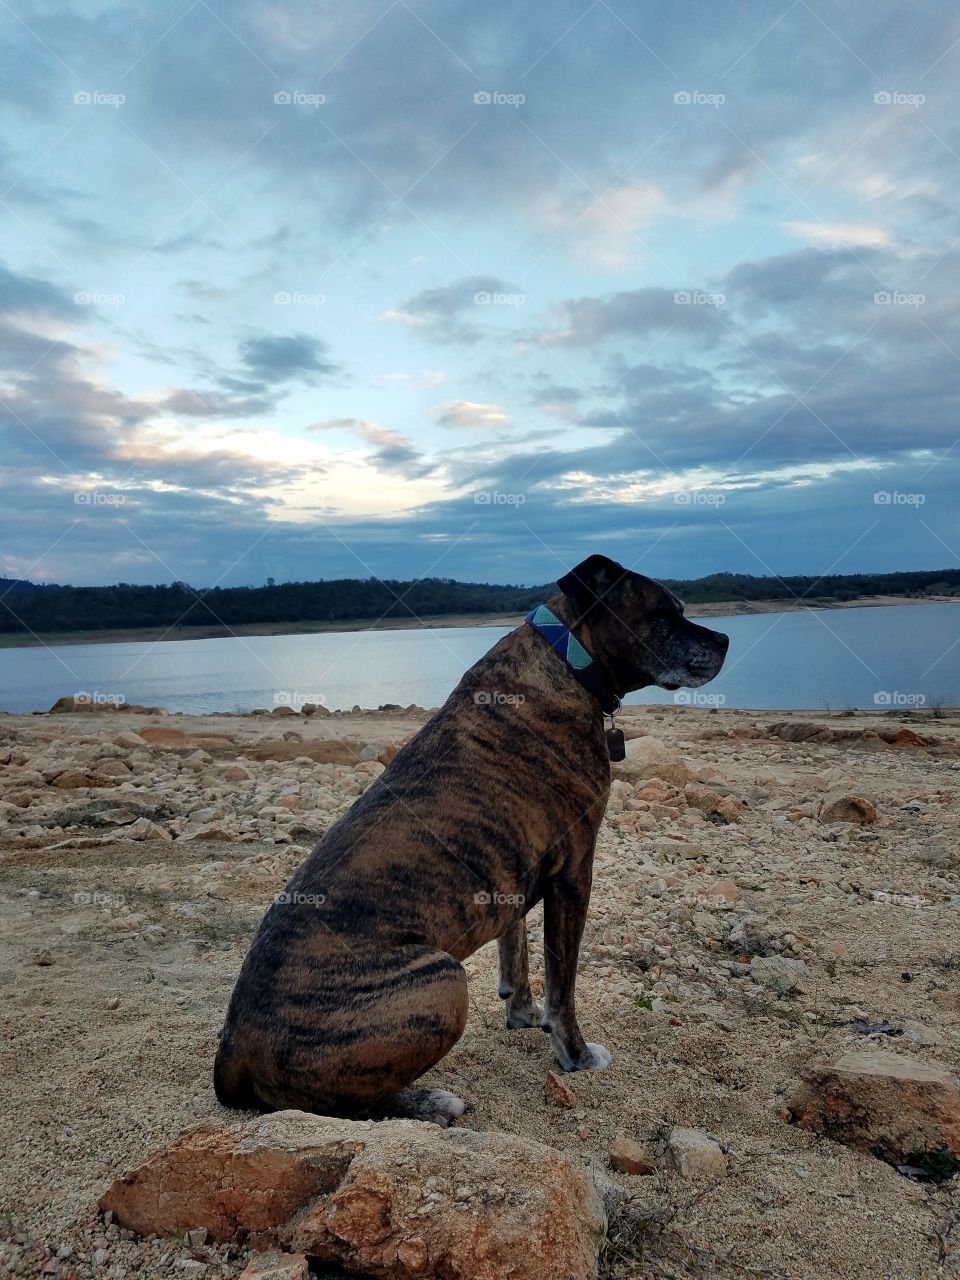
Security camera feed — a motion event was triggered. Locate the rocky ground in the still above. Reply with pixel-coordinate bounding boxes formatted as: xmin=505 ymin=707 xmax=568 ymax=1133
xmin=0 ymin=701 xmax=958 ymax=1279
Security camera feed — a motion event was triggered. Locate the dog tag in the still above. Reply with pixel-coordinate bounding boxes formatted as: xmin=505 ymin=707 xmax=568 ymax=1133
xmin=606 ymin=726 xmax=625 ymax=761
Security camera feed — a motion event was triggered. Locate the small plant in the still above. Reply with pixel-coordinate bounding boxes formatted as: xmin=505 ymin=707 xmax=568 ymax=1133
xmin=634 ymin=990 xmax=654 ymax=1011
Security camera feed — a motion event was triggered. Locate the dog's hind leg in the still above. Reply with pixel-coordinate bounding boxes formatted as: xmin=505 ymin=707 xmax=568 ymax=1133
xmin=217 ymin=943 xmax=470 ymax=1121
xmin=497 ymin=919 xmax=543 ymax=1029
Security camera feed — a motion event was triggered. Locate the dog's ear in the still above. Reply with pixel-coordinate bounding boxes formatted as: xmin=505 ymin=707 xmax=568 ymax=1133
xmin=557 ymin=554 xmax=627 ymax=614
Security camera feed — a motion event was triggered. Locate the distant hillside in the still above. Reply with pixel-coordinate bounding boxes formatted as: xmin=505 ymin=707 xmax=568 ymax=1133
xmin=0 ymin=568 xmax=958 ymax=636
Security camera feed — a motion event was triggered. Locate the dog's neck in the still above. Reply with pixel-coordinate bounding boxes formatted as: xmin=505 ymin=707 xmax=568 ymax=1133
xmin=537 ymin=596 xmax=622 ymax=712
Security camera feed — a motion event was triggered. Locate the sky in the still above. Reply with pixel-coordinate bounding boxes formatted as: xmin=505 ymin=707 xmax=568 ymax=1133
xmin=1 ymin=0 xmax=959 ymax=589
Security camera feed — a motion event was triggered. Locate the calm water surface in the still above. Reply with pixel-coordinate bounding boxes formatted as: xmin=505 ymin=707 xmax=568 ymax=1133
xmin=1 ymin=603 xmax=957 ymax=715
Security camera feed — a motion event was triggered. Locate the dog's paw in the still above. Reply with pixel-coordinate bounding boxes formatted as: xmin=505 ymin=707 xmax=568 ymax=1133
xmin=505 ymin=1000 xmax=543 ymax=1030
xmin=566 ymin=1041 xmax=613 ymax=1072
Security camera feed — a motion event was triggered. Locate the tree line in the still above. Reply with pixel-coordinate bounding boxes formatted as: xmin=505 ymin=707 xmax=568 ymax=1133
xmin=0 ymin=568 xmax=958 ymax=636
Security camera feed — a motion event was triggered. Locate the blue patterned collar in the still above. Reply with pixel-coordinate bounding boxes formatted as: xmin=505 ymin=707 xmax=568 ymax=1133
xmin=525 ymin=605 xmax=620 ymax=716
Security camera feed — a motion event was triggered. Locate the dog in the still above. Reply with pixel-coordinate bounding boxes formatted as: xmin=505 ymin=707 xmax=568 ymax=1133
xmin=214 ymin=554 xmax=728 ymax=1124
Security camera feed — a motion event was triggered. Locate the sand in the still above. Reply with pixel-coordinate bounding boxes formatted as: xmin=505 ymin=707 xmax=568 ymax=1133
xmin=0 ymin=703 xmax=957 ymax=1278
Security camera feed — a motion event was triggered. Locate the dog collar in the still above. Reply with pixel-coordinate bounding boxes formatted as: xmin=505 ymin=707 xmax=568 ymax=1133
xmin=525 ymin=605 xmax=621 ymax=717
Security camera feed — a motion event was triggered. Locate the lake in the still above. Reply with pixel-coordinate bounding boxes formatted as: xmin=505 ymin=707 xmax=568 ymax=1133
xmin=1 ymin=603 xmax=957 ymax=715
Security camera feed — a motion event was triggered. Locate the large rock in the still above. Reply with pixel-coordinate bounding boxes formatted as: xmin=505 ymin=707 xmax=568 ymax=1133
xmin=817 ymin=792 xmax=878 ymax=825
xmin=786 ymin=1050 xmax=960 ymax=1163
xmin=666 ymin=1129 xmax=726 ymax=1180
xmin=100 ymin=1111 xmax=606 ymax=1280
xmin=615 ymin=736 xmax=692 ymax=787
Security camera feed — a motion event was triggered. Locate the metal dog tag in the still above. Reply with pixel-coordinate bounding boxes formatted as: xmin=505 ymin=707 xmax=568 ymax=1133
xmin=606 ymin=726 xmax=625 ymax=761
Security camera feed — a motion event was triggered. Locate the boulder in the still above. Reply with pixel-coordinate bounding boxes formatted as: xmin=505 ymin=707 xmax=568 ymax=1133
xmin=99 ymin=1111 xmax=606 ymax=1280
xmin=666 ymin=1129 xmax=726 ymax=1180
xmin=750 ymin=955 xmax=809 ymax=994
xmin=609 ymin=1136 xmax=654 ymax=1176
xmin=615 ymin=737 xmax=692 ymax=787
xmin=685 ymin=783 xmax=747 ymax=823
xmin=817 ymin=792 xmax=878 ymax=825
xmin=786 ymin=1050 xmax=960 ymax=1164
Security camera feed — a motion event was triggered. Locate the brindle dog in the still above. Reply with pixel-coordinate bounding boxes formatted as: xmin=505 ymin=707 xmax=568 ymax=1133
xmin=214 ymin=554 xmax=728 ymax=1124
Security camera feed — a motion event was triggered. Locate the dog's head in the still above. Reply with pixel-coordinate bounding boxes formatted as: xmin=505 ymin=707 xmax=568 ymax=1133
xmin=554 ymin=554 xmax=728 ymax=695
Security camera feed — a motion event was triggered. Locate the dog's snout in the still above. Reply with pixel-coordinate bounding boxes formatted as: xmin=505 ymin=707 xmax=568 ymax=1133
xmin=716 ymin=631 xmax=729 ymax=653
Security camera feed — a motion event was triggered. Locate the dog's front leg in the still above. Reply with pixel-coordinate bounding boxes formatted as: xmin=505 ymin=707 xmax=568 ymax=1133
xmin=497 ymin=919 xmax=542 ymax=1029
xmin=541 ymin=872 xmax=612 ymax=1072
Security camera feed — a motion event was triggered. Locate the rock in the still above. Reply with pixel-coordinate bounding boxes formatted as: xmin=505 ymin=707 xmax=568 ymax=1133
xmin=300 ymin=703 xmax=330 ymax=718
xmin=138 ymin=727 xmax=194 ymax=746
xmin=100 ymin=1110 xmax=606 ymax=1280
xmin=666 ymin=1129 xmax=726 ymax=1180
xmin=708 ymin=879 xmax=737 ymax=902
xmin=616 ymin=736 xmax=693 ymax=787
xmin=685 ymin=783 xmax=747 ymax=823
xmin=609 ymin=1136 xmax=654 ymax=1176
xmin=223 ymin=764 xmax=253 ymax=781
xmin=50 ymin=769 xmax=93 ymax=789
xmin=786 ymin=1049 xmax=960 ymax=1163
xmin=123 ymin=818 xmax=172 ymax=841
xmin=271 ymin=705 xmax=298 ymax=717
xmin=750 ymin=955 xmax=809 ymax=994
xmin=890 ymin=728 xmax=927 ymax=749
xmin=817 ymin=792 xmax=878 ymax=825
xmin=545 ymin=1070 xmax=577 ymax=1109
xmin=240 ymin=1253 xmax=310 ymax=1280
xmin=377 ymin=742 xmax=401 ymax=766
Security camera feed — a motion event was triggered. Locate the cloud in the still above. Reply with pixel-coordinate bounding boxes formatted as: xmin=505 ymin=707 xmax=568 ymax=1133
xmin=538 ymin=287 xmax=724 ymax=347
xmin=433 ymin=400 xmax=512 ymax=429
xmin=235 ymin=334 xmax=341 ymax=389
xmin=159 ymin=388 xmax=275 ymax=418
xmin=307 ymin=417 xmax=436 ymax=478
xmin=385 ymin=277 xmax=520 ymax=344
xmin=784 ymin=221 xmax=893 ymax=248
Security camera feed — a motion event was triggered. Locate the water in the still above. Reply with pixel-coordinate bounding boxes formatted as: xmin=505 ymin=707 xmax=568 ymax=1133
xmin=0 ymin=603 xmax=957 ymax=715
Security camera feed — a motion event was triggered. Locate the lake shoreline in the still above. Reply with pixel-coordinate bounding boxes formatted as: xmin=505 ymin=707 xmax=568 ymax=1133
xmin=0 ymin=593 xmax=956 ymax=650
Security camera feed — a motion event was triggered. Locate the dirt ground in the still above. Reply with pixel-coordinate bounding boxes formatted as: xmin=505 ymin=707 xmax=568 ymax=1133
xmin=0 ymin=703 xmax=957 ymax=1279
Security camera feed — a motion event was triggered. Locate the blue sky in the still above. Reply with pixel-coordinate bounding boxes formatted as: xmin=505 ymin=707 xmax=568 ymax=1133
xmin=1 ymin=0 xmax=959 ymax=588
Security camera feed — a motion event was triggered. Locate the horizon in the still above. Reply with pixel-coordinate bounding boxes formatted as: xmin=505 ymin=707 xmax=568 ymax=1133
xmin=2 ymin=3 xmax=959 ymax=593
xmin=4 ymin=563 xmax=959 ymax=595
